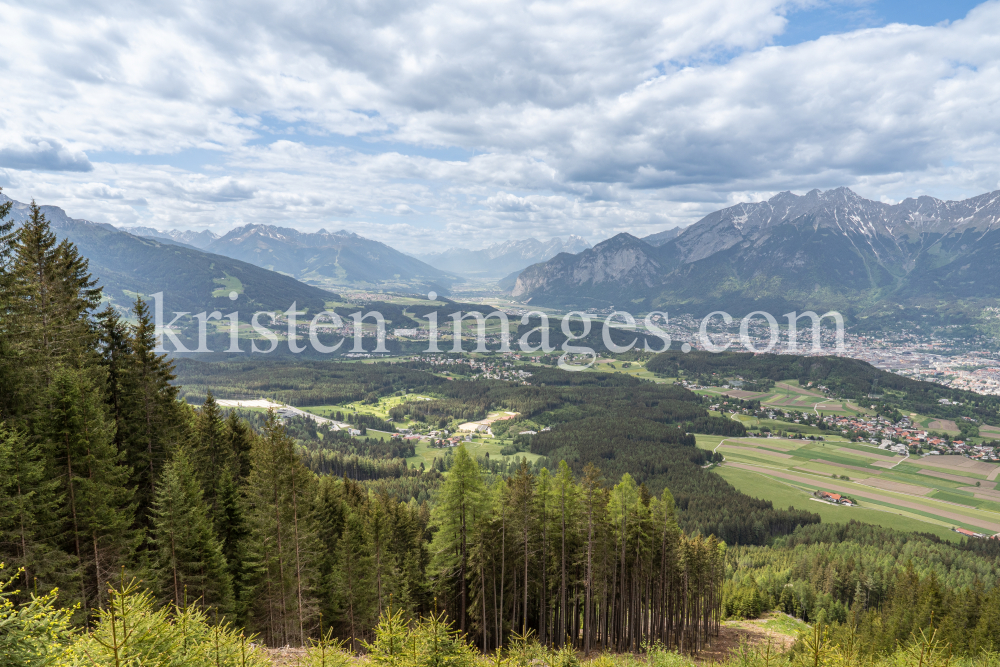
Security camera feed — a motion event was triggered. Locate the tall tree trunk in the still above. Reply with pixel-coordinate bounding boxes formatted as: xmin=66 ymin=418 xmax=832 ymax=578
xmin=584 ymin=502 xmax=594 ymax=655
xmin=290 ymin=473 xmax=305 ymax=646
xmin=560 ymin=492 xmax=567 ymax=648
xmin=460 ymin=491 xmax=467 ymax=633
xmin=273 ymin=485 xmax=288 ymax=646
xmin=522 ymin=521 xmax=528 ymax=635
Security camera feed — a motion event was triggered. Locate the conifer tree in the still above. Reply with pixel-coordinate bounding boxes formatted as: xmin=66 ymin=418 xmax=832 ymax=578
xmin=508 ymin=460 xmax=535 ymax=635
xmin=244 ymin=411 xmax=320 ymax=647
xmin=151 ymin=447 xmax=234 ymax=615
xmin=11 ymin=202 xmax=101 ymax=390
xmin=553 ymin=460 xmax=580 ymax=648
xmin=38 ymin=366 xmax=136 ymax=614
xmin=225 ymin=409 xmax=255 ymax=481
xmin=332 ymin=508 xmax=376 ymax=652
xmin=0 ymin=422 xmax=67 ymax=590
xmin=192 ymin=392 xmax=229 ymax=513
xmin=580 ymin=463 xmax=605 ymax=655
xmin=429 ymin=444 xmax=486 ymax=633
xmin=0 ymin=187 xmax=15 ymax=283
xmin=96 ymin=305 xmax=132 ymax=450
xmin=533 ymin=466 xmax=554 ymax=645
xmin=215 ymin=467 xmax=251 ymax=614
xmin=0 ymin=188 xmax=19 ymax=419
xmin=121 ymin=296 xmax=184 ymax=522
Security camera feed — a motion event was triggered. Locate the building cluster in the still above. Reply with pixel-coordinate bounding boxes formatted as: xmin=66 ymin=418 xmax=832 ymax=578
xmin=953 ymin=527 xmax=1000 ymax=540
xmin=408 ymin=355 xmax=533 ymax=383
xmin=814 ymin=491 xmax=856 ymax=506
xmin=815 ymin=413 xmax=1000 ymax=460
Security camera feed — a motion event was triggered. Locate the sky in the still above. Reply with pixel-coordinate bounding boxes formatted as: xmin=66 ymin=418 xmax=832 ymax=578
xmin=1 ymin=0 xmax=998 ymax=253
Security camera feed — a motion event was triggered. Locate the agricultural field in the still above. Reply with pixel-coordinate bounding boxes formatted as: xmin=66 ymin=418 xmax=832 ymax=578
xmin=696 ymin=434 xmax=1000 ymax=539
xmin=696 ymin=379 xmax=873 ymax=418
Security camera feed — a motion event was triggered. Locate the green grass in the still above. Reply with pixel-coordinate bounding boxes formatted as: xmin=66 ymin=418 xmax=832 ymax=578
xmin=760 ymin=614 xmax=812 ymax=637
xmin=852 ymin=496 xmax=985 ymax=534
xmin=880 ymin=469 xmax=969 ymax=491
xmin=404 ymin=436 xmax=543 ymax=469
xmin=899 ymin=459 xmax=991 ymax=480
xmin=793 ymin=450 xmax=884 ymax=470
xmin=930 ymin=489 xmax=1000 ymax=512
xmin=211 ymin=274 xmax=244 ymax=297
xmin=714 ymin=466 xmax=959 ymax=541
xmin=826 ymin=442 xmax=897 ymax=458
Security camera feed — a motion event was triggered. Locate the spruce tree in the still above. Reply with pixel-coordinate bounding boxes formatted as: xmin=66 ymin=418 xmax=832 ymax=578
xmin=96 ymin=305 xmax=132 ymax=451
xmin=332 ymin=508 xmax=375 ymax=652
xmin=0 ymin=187 xmax=15 ymax=280
xmin=214 ymin=467 xmax=252 ymax=621
xmin=121 ymin=296 xmax=184 ymax=522
xmin=225 ymin=409 xmax=255 ymax=481
xmin=11 ymin=202 xmax=101 ymax=390
xmin=192 ymin=391 xmax=229 ymax=513
xmin=151 ymin=447 xmax=234 ymax=615
xmin=0 ymin=422 xmax=68 ymax=591
xmin=0 ymin=188 xmax=18 ymax=419
xmin=38 ymin=366 xmax=137 ymax=614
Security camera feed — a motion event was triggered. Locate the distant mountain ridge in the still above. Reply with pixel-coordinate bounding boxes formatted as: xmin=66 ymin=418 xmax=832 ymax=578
xmin=1 ymin=195 xmax=336 ymax=315
xmin=641 ymin=227 xmax=684 ymax=247
xmin=120 ymin=225 xmax=219 ymax=249
xmin=512 ymin=187 xmax=1000 ymax=317
xmin=203 ymin=224 xmax=456 ymax=292
xmin=418 ymin=236 xmax=591 ymax=279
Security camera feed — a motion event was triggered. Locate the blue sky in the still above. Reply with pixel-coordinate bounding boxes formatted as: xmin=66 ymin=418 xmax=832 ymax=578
xmin=777 ymin=0 xmax=983 ymax=45
xmin=1 ymin=0 xmax=998 ymax=251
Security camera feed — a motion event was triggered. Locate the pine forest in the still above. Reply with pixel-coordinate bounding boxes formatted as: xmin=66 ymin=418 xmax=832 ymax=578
xmin=2 ymin=198 xmax=1000 ymax=666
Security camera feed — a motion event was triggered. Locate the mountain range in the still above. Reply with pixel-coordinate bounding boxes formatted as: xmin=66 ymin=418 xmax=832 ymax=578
xmin=120 ymin=225 xmax=219 ymax=249
xmin=416 ymin=236 xmax=591 ymax=281
xmin=144 ymin=223 xmax=456 ymax=293
xmin=512 ymin=187 xmax=1000 ymax=320
xmin=2 ymin=195 xmax=336 ymax=316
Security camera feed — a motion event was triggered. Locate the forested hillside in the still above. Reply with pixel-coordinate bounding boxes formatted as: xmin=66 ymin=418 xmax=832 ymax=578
xmin=647 ymin=350 xmax=1000 ymax=425
xmin=3 ymin=197 xmax=1000 ymax=665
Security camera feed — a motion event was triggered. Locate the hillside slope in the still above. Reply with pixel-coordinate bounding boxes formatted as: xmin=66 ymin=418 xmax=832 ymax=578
xmin=513 ymin=188 xmax=1000 ymax=315
xmin=2 ymin=195 xmax=335 ymax=315
xmin=205 ymin=224 xmax=457 ymax=292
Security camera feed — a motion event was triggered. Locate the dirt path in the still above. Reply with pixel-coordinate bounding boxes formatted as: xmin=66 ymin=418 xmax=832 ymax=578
xmin=696 ymin=614 xmax=799 ymax=664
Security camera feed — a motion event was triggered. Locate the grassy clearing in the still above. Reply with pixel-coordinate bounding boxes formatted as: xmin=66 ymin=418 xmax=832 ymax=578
xmin=404 ymin=436 xmax=543 ymax=469
xmin=211 ymin=274 xmax=244 ymax=297
xmin=759 ymin=614 xmax=812 ymax=637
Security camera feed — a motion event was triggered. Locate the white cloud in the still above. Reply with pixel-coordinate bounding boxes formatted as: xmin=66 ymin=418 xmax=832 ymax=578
xmin=1 ymin=0 xmax=999 ymax=251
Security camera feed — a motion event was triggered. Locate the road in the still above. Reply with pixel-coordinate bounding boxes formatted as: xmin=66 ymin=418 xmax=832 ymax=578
xmin=279 ymin=405 xmax=351 ymax=430
xmin=215 ymin=398 xmax=352 ymax=431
